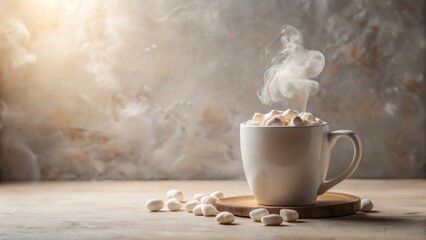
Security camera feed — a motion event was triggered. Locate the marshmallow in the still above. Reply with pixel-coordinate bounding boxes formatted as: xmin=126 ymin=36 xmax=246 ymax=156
xmin=166 ymin=189 xmax=184 ymax=201
xmin=265 ymin=116 xmax=283 ymax=127
xmin=215 ymin=211 xmax=235 ymax=224
xmin=166 ymin=198 xmax=182 ymax=211
xmin=280 ymin=209 xmax=299 ymax=222
xmin=210 ymin=191 xmax=224 ymax=200
xmin=288 ymin=116 xmax=304 ymax=126
xmin=193 ymin=193 xmax=208 ymax=201
xmin=261 ymin=110 xmax=282 ymax=126
xmin=360 ymin=199 xmax=374 ymax=212
xmin=249 ymin=208 xmax=269 ymax=222
xmin=145 ymin=198 xmax=164 ymax=212
xmin=247 ymin=109 xmax=325 ymax=127
xmin=261 ymin=214 xmax=283 ymax=226
xmin=251 ymin=113 xmax=264 ymax=124
xmin=269 ymin=110 xmax=284 ymax=115
xmin=246 ymin=120 xmax=259 ymax=126
xmin=201 ymin=204 xmax=218 ymax=216
xmin=278 ymin=115 xmax=291 ymax=126
xmin=201 ymin=196 xmax=220 ymax=205
xmin=193 ymin=205 xmax=203 ymax=216
xmin=282 ymin=109 xmax=299 ymax=120
xmin=260 ymin=115 xmax=272 ymax=126
xmin=315 ymin=117 xmax=325 ymax=125
xmin=299 ymin=112 xmax=316 ymax=124
xmin=184 ymin=200 xmax=200 ymax=213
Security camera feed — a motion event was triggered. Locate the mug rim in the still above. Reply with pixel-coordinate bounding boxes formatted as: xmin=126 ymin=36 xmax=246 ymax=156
xmin=240 ymin=122 xmax=328 ymax=128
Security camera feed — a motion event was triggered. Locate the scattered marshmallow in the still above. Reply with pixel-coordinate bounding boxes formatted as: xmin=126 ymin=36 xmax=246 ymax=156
xmin=166 ymin=198 xmax=182 ymax=211
xmin=201 ymin=196 xmax=220 ymax=205
xmin=280 ymin=209 xmax=299 ymax=222
xmin=166 ymin=189 xmax=184 ymax=201
xmin=201 ymin=204 xmax=218 ymax=216
xmin=288 ymin=116 xmax=304 ymax=126
xmin=193 ymin=205 xmax=203 ymax=216
xmin=210 ymin=191 xmax=224 ymax=200
xmin=360 ymin=199 xmax=374 ymax=212
xmin=215 ymin=211 xmax=235 ymax=224
xmin=145 ymin=198 xmax=164 ymax=212
xmin=185 ymin=200 xmax=200 ymax=213
xmin=193 ymin=193 xmax=208 ymax=201
xmin=261 ymin=214 xmax=283 ymax=226
xmin=249 ymin=208 xmax=269 ymax=222
xmin=265 ymin=116 xmax=283 ymax=126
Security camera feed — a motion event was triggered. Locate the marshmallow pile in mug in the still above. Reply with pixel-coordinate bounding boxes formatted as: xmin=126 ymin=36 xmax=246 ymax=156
xmin=246 ymin=109 xmax=326 ymax=127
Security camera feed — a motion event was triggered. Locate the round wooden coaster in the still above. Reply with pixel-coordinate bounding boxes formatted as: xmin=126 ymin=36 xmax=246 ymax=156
xmin=215 ymin=192 xmax=360 ymax=219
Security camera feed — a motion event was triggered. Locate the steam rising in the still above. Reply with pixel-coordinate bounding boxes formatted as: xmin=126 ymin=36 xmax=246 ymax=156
xmin=258 ymin=26 xmax=325 ymax=111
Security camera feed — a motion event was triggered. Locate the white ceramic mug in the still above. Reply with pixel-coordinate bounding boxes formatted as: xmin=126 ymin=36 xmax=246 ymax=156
xmin=240 ymin=123 xmax=362 ymax=206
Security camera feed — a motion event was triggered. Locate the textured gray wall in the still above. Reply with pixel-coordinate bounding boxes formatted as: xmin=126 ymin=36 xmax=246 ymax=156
xmin=0 ymin=0 xmax=424 ymax=180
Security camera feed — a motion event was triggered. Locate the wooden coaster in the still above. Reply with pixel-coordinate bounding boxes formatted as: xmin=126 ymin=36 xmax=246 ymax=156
xmin=215 ymin=192 xmax=360 ymax=219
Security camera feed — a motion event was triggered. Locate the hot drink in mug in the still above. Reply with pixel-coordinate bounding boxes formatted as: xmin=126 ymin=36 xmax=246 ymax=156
xmin=241 ymin=110 xmax=362 ymax=206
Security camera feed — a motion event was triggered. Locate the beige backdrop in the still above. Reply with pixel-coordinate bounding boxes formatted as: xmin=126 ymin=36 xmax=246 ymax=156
xmin=0 ymin=0 xmax=424 ymax=181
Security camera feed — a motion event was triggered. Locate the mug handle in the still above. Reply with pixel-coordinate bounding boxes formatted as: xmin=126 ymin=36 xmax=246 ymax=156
xmin=317 ymin=130 xmax=362 ymax=195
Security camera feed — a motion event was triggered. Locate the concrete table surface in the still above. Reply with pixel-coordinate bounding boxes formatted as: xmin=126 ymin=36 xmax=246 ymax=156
xmin=0 ymin=180 xmax=425 ymax=240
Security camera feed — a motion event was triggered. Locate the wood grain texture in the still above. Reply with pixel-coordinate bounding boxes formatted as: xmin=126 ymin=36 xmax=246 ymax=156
xmin=215 ymin=192 xmax=360 ymax=218
xmin=0 ymin=180 xmax=425 ymax=240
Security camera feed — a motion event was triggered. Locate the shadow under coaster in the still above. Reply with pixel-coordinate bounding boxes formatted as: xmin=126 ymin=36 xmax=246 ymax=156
xmin=215 ymin=192 xmax=360 ymax=219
